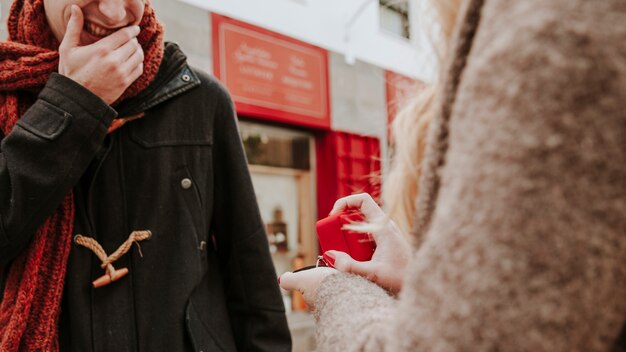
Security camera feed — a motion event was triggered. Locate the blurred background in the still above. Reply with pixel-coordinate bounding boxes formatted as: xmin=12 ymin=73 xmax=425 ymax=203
xmin=0 ymin=1 xmax=436 ymax=350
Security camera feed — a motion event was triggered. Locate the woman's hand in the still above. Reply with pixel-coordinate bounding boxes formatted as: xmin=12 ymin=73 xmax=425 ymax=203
xmin=279 ymin=193 xmax=412 ymax=305
xmin=278 ymin=267 xmax=338 ymax=307
xmin=325 ymin=193 xmax=412 ymax=293
xmin=58 ymin=5 xmax=144 ymax=105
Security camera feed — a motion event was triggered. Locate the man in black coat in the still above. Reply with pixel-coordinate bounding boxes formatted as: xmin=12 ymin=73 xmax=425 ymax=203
xmin=0 ymin=0 xmax=291 ymax=351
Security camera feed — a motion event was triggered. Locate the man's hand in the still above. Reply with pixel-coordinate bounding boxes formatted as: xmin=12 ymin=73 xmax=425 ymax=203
xmin=58 ymin=5 xmax=144 ymax=105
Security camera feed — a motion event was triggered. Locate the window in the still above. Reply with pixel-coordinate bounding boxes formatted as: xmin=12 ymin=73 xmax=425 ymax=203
xmin=379 ymin=0 xmax=411 ymax=40
xmin=241 ymin=122 xmax=311 ymax=170
xmin=239 ymin=121 xmax=318 ymax=311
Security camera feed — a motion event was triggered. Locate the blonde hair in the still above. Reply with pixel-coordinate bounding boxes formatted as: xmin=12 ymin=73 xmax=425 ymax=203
xmin=383 ymin=0 xmax=463 ymax=235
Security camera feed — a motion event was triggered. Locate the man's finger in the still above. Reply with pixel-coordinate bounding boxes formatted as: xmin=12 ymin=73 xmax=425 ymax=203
xmin=125 ymin=45 xmax=144 ymax=70
xmin=96 ymin=25 xmax=141 ymax=50
xmin=127 ymin=62 xmax=144 ymax=86
xmin=60 ymin=5 xmax=84 ymax=50
xmin=114 ymin=38 xmax=140 ymax=62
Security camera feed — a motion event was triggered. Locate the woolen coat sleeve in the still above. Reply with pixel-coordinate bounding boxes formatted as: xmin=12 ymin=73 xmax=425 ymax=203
xmin=210 ymin=82 xmax=292 ymax=351
xmin=0 ymin=73 xmax=116 ymax=267
xmin=313 ymin=0 xmax=626 ymax=351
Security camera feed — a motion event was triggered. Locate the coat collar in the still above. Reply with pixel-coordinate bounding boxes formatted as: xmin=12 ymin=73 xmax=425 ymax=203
xmin=115 ymin=42 xmax=201 ymax=117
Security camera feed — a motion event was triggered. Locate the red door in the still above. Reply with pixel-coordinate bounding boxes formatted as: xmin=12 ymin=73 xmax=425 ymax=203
xmin=316 ymin=131 xmax=382 ymax=219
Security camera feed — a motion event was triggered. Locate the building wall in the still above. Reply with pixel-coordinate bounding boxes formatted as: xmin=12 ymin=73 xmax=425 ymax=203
xmin=329 ymin=52 xmax=388 ymax=171
xmin=150 ymin=0 xmax=212 ymax=74
xmin=179 ymin=0 xmax=434 ymax=82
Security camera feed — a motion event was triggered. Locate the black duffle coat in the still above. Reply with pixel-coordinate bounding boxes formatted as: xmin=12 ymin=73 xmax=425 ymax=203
xmin=0 ymin=43 xmax=291 ymax=352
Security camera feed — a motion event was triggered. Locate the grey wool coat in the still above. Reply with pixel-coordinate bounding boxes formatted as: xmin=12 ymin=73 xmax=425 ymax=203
xmin=313 ymin=0 xmax=626 ymax=351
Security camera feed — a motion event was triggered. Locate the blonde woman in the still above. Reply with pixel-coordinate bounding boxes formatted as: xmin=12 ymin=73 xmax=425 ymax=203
xmin=279 ymin=0 xmax=626 ymax=350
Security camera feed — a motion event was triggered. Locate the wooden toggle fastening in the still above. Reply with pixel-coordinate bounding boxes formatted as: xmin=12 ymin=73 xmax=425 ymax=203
xmin=92 ymin=268 xmax=129 ymax=288
xmin=74 ymin=230 xmax=152 ymax=288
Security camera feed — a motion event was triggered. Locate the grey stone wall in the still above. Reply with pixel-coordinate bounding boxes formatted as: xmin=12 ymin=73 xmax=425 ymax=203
xmin=329 ymin=52 xmax=389 ymax=172
xmin=150 ymin=0 xmax=212 ymax=74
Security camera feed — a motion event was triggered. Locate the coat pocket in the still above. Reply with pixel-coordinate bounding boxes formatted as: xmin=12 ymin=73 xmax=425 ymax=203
xmin=129 ymin=111 xmax=213 ymax=148
xmin=173 ymin=165 xmax=207 ymax=249
xmin=17 ymin=99 xmax=71 ymax=140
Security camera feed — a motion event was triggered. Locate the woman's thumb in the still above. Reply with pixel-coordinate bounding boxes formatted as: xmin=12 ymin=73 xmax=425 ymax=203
xmin=324 ymin=251 xmax=374 ymax=278
xmin=61 ymin=5 xmax=84 ymax=49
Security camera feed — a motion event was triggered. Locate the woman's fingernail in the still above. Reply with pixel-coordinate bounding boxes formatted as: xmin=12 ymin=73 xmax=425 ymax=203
xmin=322 ymin=252 xmax=335 ymax=268
xmin=277 ymin=275 xmax=281 ymax=284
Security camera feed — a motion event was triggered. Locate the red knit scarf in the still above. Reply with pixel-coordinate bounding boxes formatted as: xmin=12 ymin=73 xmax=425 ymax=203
xmin=0 ymin=1 xmax=163 ymax=350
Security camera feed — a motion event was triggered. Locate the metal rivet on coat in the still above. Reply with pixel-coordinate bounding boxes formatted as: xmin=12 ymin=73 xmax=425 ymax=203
xmin=182 ymin=74 xmax=191 ymax=82
xmin=181 ymin=178 xmax=193 ymax=189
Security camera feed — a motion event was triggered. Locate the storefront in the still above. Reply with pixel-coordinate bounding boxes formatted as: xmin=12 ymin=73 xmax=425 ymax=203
xmin=212 ymin=13 xmax=384 ymax=349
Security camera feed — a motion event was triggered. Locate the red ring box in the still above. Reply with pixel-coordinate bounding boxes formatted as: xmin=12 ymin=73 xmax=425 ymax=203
xmin=316 ymin=210 xmax=376 ymax=262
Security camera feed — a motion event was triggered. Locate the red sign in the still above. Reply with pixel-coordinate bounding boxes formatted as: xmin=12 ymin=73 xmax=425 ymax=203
xmin=212 ymin=14 xmax=331 ymax=129
xmin=385 ymin=70 xmax=425 ymax=126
